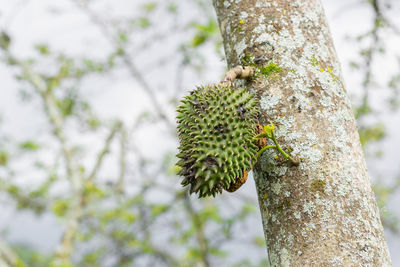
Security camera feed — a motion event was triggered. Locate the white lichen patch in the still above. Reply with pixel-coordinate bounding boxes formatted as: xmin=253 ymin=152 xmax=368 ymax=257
xmin=255 ymin=1 xmax=271 ymax=8
xmin=321 ymin=210 xmax=331 ymax=222
xmin=297 ymin=250 xmax=303 ymax=256
xmin=274 ymin=116 xmax=295 ymax=138
xmin=267 ymin=24 xmax=275 ymax=32
xmin=358 ymin=245 xmax=375 ymax=262
xmin=287 ymin=234 xmax=294 ymax=246
xmin=339 ymin=242 xmax=351 ymax=249
xmin=293 ymin=143 xmax=323 ymax=164
xmin=253 ymin=24 xmax=266 ymax=34
xmin=260 ymin=92 xmax=282 ymax=112
xmin=239 ymin=11 xmax=248 ymax=20
xmin=335 ymin=181 xmax=351 ymax=197
xmin=293 ymin=211 xmax=301 ymax=219
xmin=330 ymin=256 xmax=344 ymax=266
xmin=302 ymin=201 xmax=315 ymax=217
xmin=255 ymin=32 xmax=273 ymax=45
xmin=305 ymin=132 xmax=318 ymax=144
xmin=234 ymin=38 xmax=247 ymax=58
xmin=320 ymin=94 xmax=333 ymax=107
xmin=280 ymin=248 xmax=291 ymax=267
xmin=271 ymin=181 xmax=283 ymax=195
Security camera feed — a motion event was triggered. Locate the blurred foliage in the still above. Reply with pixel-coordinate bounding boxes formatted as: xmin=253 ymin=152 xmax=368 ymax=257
xmin=189 ymin=19 xmax=218 ymax=47
xmin=348 ymin=0 xmax=400 ymax=231
xmin=0 ymin=0 xmax=263 ymax=266
xmin=358 ymin=123 xmax=385 ymax=147
xmin=0 ymin=0 xmax=399 ymax=266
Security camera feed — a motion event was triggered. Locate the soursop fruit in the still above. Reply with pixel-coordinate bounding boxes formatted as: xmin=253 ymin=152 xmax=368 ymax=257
xmin=176 ymin=85 xmax=259 ymax=197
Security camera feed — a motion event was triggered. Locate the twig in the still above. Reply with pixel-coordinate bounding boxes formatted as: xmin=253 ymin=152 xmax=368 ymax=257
xmin=219 ymin=65 xmax=255 ymax=86
xmin=183 ymin=193 xmax=211 ymax=267
xmin=0 ymin=237 xmax=26 ymax=267
xmin=270 ymin=131 xmax=299 ymax=165
xmin=117 ymin=126 xmax=127 ymax=194
xmin=87 ymin=121 xmax=121 ymax=181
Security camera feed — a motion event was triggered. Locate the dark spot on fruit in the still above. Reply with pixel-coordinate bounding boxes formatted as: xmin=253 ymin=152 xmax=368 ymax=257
xmin=204 ymin=156 xmax=218 ymax=167
xmin=214 ymin=124 xmax=227 ymax=134
xmin=237 ymin=104 xmax=247 ymax=118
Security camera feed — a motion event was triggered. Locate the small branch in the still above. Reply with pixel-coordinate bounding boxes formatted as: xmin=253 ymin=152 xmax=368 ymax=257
xmin=219 ymin=65 xmax=255 ymax=86
xmin=0 ymin=238 xmax=26 ymax=267
xmin=271 ymin=131 xmax=299 ymax=165
xmin=183 ymin=194 xmax=211 ymax=267
xmin=87 ymin=121 xmax=121 ymax=181
xmin=117 ymin=126 xmax=127 ymax=194
xmin=254 ymin=124 xmax=299 ymax=165
xmin=255 ymin=145 xmax=277 ymax=160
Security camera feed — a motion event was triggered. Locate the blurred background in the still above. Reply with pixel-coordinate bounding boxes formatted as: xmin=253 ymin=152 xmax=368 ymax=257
xmin=0 ymin=0 xmax=399 ymax=266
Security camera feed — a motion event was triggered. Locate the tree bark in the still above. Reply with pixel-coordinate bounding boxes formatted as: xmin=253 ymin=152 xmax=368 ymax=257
xmin=213 ymin=0 xmax=391 ymax=266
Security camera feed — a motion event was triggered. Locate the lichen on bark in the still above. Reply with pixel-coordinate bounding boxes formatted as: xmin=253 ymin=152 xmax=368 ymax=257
xmin=213 ymin=0 xmax=391 ymax=266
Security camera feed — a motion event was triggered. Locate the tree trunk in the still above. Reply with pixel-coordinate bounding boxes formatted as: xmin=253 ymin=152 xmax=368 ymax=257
xmin=213 ymin=0 xmax=391 ymax=266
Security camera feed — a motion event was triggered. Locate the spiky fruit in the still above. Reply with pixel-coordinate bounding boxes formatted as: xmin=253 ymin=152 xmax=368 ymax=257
xmin=176 ymin=85 xmax=259 ymax=197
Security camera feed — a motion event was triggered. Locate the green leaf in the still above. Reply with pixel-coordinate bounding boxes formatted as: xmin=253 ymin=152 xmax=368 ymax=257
xmin=359 ymin=123 xmax=385 ymax=147
xmin=190 ymin=19 xmax=218 ymax=47
xmin=0 ymin=151 xmax=8 ymax=166
xmin=132 ymin=17 xmax=151 ymax=29
xmin=239 ymin=202 xmax=257 ymax=219
xmin=254 ymin=236 xmax=266 ymax=247
xmin=354 ymin=103 xmax=371 ymax=119
xmin=84 ymin=181 xmax=105 ymax=198
xmin=168 ymin=3 xmax=178 ymax=13
xmin=209 ymin=247 xmax=228 ymax=257
xmin=151 ymin=204 xmax=169 ymax=217
xmin=263 ymin=123 xmax=275 ymax=137
xmin=52 ymin=199 xmax=69 ymax=217
xmin=19 ymin=141 xmax=40 ymax=151
xmin=199 ymin=205 xmax=221 ymax=222
xmin=118 ymin=32 xmax=128 ymax=43
xmin=87 ymin=116 xmax=100 ymax=129
xmin=57 ymin=97 xmax=75 ymax=117
xmin=0 ymin=31 xmax=11 ymax=50
xmin=35 ymin=44 xmax=50 ymax=55
xmin=143 ymin=2 xmax=157 ymax=12
xmin=82 ymin=58 xmax=103 ymax=72
xmin=7 ymin=184 xmax=19 ymax=195
xmin=191 ymin=34 xmax=207 ymax=47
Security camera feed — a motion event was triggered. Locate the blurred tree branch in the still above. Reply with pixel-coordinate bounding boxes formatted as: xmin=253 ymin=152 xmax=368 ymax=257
xmin=0 ymin=238 xmax=26 ymax=267
xmin=87 ymin=121 xmax=122 ymax=182
xmin=72 ymin=0 xmax=175 ymax=131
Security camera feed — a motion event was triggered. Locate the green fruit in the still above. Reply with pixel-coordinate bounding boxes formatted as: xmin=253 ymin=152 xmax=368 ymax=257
xmin=176 ymin=85 xmax=259 ymax=197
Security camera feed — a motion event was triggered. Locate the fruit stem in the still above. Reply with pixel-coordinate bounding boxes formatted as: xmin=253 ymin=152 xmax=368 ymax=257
xmin=256 ymin=145 xmax=276 ymax=160
xmin=270 ymin=131 xmax=299 ymax=165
